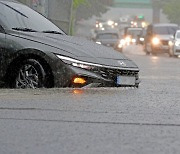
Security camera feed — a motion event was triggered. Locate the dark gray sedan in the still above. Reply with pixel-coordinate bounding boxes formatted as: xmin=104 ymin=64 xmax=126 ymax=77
xmin=0 ymin=0 xmax=140 ymax=88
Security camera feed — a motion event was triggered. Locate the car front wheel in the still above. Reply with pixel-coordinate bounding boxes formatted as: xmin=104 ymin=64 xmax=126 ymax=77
xmin=15 ymin=59 xmax=46 ymax=89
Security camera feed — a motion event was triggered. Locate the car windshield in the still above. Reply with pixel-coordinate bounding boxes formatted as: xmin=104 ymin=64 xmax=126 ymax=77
xmin=154 ymin=26 xmax=179 ymax=35
xmin=97 ymin=33 xmax=118 ymax=39
xmin=0 ymin=2 xmax=65 ymax=34
xmin=127 ymin=29 xmax=142 ymax=36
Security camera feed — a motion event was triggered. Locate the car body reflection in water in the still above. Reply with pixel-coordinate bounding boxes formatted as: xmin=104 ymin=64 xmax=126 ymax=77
xmin=72 ymin=89 xmax=84 ymax=95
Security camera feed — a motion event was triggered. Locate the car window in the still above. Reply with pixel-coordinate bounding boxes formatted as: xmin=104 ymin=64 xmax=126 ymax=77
xmin=0 ymin=2 xmax=65 ymax=33
xmin=127 ymin=29 xmax=142 ymax=36
xmin=154 ymin=26 xmax=179 ymax=35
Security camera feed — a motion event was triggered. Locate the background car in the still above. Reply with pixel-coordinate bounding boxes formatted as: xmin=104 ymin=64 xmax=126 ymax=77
xmin=124 ymin=27 xmax=143 ymax=45
xmin=94 ymin=30 xmax=123 ymax=51
xmin=0 ymin=0 xmax=140 ymax=88
xmin=144 ymin=23 xmax=179 ymax=55
xmin=169 ymin=30 xmax=180 ymax=57
xmin=136 ymin=28 xmax=146 ymax=45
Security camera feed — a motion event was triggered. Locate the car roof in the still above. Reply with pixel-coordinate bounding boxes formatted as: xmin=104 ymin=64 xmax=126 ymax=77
xmin=152 ymin=23 xmax=178 ymax=27
xmin=127 ymin=28 xmax=143 ymax=30
xmin=96 ymin=30 xmax=119 ymax=35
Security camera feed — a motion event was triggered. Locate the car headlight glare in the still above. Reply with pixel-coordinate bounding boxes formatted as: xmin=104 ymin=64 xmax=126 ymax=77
xmin=169 ymin=41 xmax=174 ymax=46
xmin=96 ymin=41 xmax=101 ymax=45
xmin=140 ymin=37 xmax=144 ymax=41
xmin=125 ymin=36 xmax=131 ymax=43
xmin=152 ymin=37 xmax=160 ymax=45
xmin=120 ymin=39 xmax=125 ymax=45
xmin=99 ymin=23 xmax=103 ymax=28
xmin=56 ymin=55 xmax=102 ymax=70
xmin=132 ymin=39 xmax=136 ymax=43
xmin=107 ymin=20 xmax=114 ymax=26
xmin=72 ymin=63 xmax=92 ymax=69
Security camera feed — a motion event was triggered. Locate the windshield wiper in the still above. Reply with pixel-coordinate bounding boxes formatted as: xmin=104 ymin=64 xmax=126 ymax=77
xmin=42 ymin=30 xmax=64 ymax=35
xmin=12 ymin=27 xmax=37 ymax=32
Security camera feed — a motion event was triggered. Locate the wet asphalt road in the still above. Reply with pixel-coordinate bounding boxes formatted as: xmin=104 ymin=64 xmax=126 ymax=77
xmin=0 ymin=45 xmax=180 ymax=154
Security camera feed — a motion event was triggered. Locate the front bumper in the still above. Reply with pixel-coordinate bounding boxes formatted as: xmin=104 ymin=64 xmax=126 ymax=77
xmin=67 ymin=65 xmax=140 ymax=88
xmin=153 ymin=45 xmax=169 ymax=52
xmin=45 ymin=53 xmax=140 ymax=88
xmin=152 ymin=40 xmax=170 ymax=53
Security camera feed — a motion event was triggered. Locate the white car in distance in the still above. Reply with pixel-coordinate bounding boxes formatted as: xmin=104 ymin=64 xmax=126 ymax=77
xmin=169 ymin=30 xmax=180 ymax=57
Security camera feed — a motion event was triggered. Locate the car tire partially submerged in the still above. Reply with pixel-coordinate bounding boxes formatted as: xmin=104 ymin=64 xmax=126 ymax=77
xmin=14 ymin=59 xmax=45 ymax=89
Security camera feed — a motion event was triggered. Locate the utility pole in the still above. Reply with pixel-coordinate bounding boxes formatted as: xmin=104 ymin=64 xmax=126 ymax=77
xmin=152 ymin=0 xmax=161 ymax=23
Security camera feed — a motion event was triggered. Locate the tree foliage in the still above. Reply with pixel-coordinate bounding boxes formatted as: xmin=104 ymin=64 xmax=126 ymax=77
xmin=73 ymin=0 xmax=88 ymax=9
xmin=162 ymin=0 xmax=180 ymax=24
xmin=70 ymin=0 xmax=113 ymax=35
xmin=76 ymin=0 xmax=113 ymax=20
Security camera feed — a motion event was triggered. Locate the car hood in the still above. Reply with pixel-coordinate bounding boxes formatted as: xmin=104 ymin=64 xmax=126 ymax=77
xmin=11 ymin=31 xmax=138 ymax=68
xmin=156 ymin=35 xmax=172 ymax=40
xmin=96 ymin=38 xmax=118 ymax=44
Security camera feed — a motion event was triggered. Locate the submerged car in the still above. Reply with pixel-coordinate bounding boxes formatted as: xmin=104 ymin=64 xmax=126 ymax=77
xmin=0 ymin=0 xmax=140 ymax=88
xmin=169 ymin=30 xmax=180 ymax=57
xmin=145 ymin=23 xmax=179 ymax=55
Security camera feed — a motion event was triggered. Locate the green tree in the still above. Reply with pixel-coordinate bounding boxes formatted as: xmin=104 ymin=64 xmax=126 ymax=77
xmin=70 ymin=0 xmax=87 ymax=35
xmin=70 ymin=0 xmax=113 ymax=35
xmin=76 ymin=0 xmax=113 ymax=21
xmin=162 ymin=0 xmax=180 ymax=24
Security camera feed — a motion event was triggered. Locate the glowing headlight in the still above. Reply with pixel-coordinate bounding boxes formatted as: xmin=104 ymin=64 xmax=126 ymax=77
xmin=99 ymin=23 xmax=103 ymax=28
xmin=141 ymin=22 xmax=146 ymax=28
xmin=120 ymin=39 xmax=126 ymax=45
xmin=96 ymin=41 xmax=101 ymax=45
xmin=133 ymin=22 xmax=137 ymax=27
xmin=118 ymin=39 xmax=125 ymax=48
xmin=169 ymin=41 xmax=173 ymax=46
xmin=56 ymin=55 xmax=103 ymax=70
xmin=132 ymin=39 xmax=136 ymax=43
xmin=175 ymin=41 xmax=180 ymax=46
xmin=152 ymin=37 xmax=160 ymax=45
xmin=140 ymin=37 xmax=144 ymax=41
xmin=125 ymin=36 xmax=131 ymax=43
xmin=107 ymin=20 xmax=114 ymax=26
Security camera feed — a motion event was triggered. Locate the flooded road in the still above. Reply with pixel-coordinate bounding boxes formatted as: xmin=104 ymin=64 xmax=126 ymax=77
xmin=0 ymin=45 xmax=180 ymax=154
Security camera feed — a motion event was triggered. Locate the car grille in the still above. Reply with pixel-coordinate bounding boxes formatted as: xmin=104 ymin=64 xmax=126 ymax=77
xmin=92 ymin=68 xmax=138 ymax=80
xmin=161 ymin=40 xmax=169 ymax=45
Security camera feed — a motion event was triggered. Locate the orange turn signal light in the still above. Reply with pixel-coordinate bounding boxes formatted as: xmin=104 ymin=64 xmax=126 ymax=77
xmin=73 ymin=77 xmax=86 ymax=84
